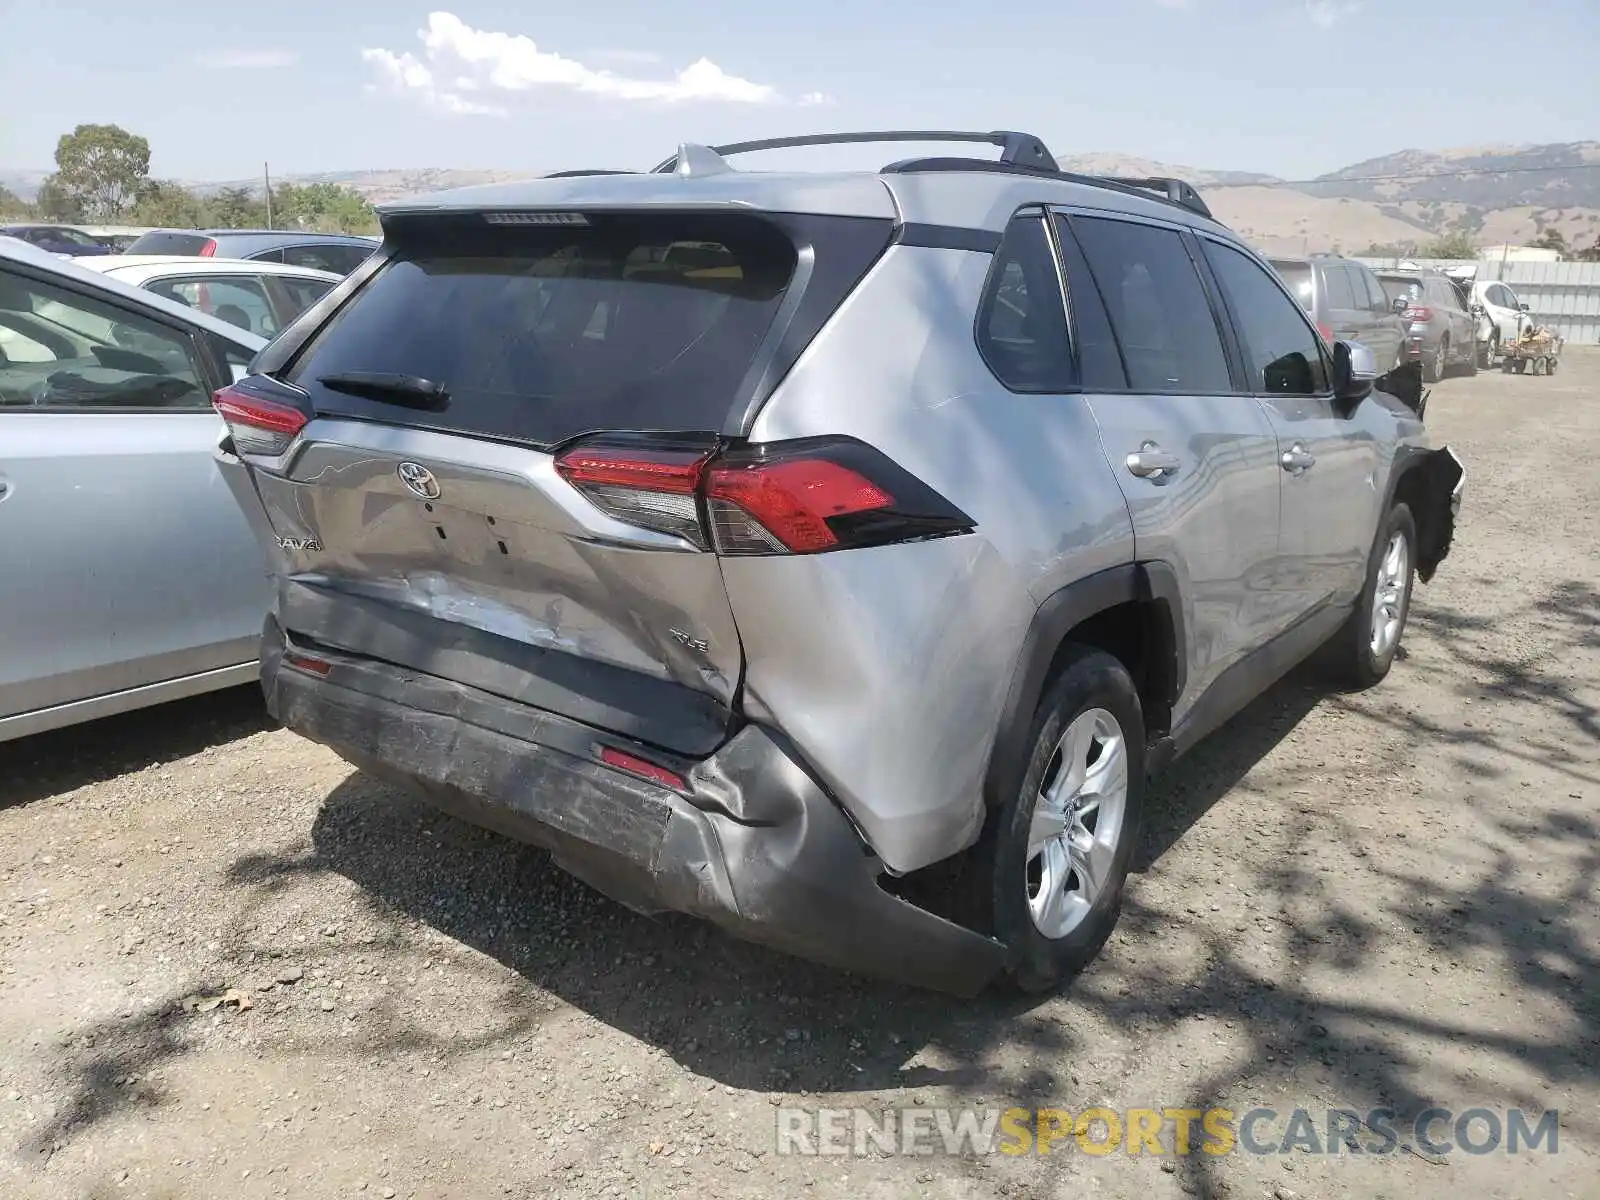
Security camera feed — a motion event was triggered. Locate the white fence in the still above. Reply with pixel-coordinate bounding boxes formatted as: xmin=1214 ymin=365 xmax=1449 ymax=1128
xmin=1354 ymin=257 xmax=1600 ymax=345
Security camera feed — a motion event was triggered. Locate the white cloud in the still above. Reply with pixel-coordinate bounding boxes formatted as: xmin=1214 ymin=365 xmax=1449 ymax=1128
xmin=362 ymin=12 xmax=796 ymax=116
xmin=799 ymin=92 xmax=834 ymax=108
xmin=194 ymin=49 xmax=298 ymax=69
xmin=1305 ymin=0 xmax=1361 ymax=28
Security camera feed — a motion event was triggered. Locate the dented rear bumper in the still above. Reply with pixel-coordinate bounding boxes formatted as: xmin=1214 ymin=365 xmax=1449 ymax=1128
xmin=260 ymin=618 xmax=1006 ymax=995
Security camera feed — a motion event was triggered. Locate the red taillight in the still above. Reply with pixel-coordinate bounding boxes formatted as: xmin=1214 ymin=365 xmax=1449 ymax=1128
xmin=284 ymin=652 xmax=331 ymax=677
xmin=705 ymin=459 xmax=892 ymax=553
xmin=1404 ymin=305 xmax=1433 ymax=322
xmin=1317 ymin=323 xmax=1335 ymax=344
xmin=213 ymin=381 xmax=309 ymax=457
xmin=553 ymin=434 xmax=973 ymax=557
xmin=199 ymin=238 xmax=217 ymax=257
xmin=554 ymin=439 xmax=713 ymax=546
xmin=600 ymin=746 xmax=687 ymax=792
xmin=554 ymin=444 xmax=709 ymax=495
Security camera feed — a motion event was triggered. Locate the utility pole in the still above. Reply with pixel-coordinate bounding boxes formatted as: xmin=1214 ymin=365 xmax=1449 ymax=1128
xmin=264 ymin=162 xmax=273 ymax=229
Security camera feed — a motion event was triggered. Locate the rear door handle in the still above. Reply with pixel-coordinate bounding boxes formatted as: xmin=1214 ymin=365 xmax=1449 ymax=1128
xmin=1125 ymin=442 xmax=1180 ymax=479
xmin=1281 ymin=444 xmax=1316 ymax=474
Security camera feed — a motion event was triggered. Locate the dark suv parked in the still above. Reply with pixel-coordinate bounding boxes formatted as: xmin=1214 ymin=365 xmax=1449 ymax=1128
xmin=1376 ymin=269 xmax=1478 ymax=382
xmin=1269 ymin=254 xmax=1407 ymax=371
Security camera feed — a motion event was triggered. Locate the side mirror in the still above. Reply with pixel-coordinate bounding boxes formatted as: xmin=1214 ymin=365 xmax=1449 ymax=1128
xmin=1392 ymin=296 xmax=1409 ymax=314
xmin=1518 ymin=301 xmax=1530 ymax=312
xmin=1333 ymin=340 xmax=1378 ymax=405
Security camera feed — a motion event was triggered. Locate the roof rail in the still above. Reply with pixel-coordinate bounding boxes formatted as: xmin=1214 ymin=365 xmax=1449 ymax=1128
xmin=649 ymin=130 xmax=1058 ymax=174
xmin=881 ymin=158 xmax=1215 ymax=221
xmin=543 ymin=168 xmax=635 ymax=179
xmin=1094 ymin=176 xmax=1213 ymax=221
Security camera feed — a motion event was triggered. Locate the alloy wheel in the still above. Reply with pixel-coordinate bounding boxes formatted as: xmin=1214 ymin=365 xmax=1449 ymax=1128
xmin=1370 ymin=531 xmax=1411 ymax=658
xmin=1026 ymin=708 xmax=1129 ymax=939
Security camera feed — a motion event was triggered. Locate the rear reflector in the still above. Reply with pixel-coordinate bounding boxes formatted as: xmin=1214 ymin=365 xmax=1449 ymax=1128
xmin=600 ymin=746 xmax=687 ymax=792
xmin=213 ymin=379 xmax=311 ymax=457
xmin=284 ymin=652 xmax=331 ymax=677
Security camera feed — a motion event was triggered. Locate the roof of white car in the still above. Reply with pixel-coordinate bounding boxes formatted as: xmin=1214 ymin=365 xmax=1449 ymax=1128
xmin=83 ymin=256 xmax=343 ymax=285
xmin=0 ymin=235 xmax=268 ymax=351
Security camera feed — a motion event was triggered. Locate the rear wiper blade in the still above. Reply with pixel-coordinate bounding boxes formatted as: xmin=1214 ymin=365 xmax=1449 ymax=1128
xmin=317 ymin=371 xmax=450 ymax=410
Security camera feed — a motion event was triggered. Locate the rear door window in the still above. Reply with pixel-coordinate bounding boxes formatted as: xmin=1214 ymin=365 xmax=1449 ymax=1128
xmin=1321 ymin=263 xmax=1358 ymax=311
xmin=1068 ymin=216 xmax=1232 ymax=394
xmin=145 ymin=275 xmax=279 ymax=337
xmin=282 ymin=243 xmax=372 ymax=274
xmin=286 ymin=212 xmax=801 ymax=447
xmin=270 ymin=275 xmax=336 ymax=324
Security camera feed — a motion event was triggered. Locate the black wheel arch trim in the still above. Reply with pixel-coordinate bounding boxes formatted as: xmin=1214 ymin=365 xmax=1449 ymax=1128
xmin=982 ymin=562 xmax=1185 ymax=812
xmin=1381 ymin=444 xmax=1463 ymax=583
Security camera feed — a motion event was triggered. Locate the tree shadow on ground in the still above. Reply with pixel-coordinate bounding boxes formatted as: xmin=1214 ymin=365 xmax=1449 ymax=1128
xmin=22 ymin=580 xmax=1598 ymax=1187
xmin=0 ymin=685 xmax=274 ymax=812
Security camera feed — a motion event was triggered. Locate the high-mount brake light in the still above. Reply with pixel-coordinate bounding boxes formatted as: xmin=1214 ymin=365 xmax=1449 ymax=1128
xmin=555 ymin=435 xmax=975 ymax=556
xmin=483 ymin=211 xmax=590 ymax=226
xmin=199 ymin=238 xmax=217 ymax=257
xmin=213 ymin=381 xmax=310 ymax=457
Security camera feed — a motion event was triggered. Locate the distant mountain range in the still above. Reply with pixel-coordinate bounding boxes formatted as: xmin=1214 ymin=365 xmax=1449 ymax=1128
xmin=7 ymin=141 xmax=1600 ymax=255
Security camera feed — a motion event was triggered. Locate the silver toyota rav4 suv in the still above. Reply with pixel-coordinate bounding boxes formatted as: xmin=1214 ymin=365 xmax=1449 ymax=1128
xmin=214 ymin=131 xmax=1465 ymax=995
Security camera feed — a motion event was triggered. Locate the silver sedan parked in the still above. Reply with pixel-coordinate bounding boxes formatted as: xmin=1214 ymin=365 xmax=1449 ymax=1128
xmin=0 ymin=236 xmax=270 ymax=741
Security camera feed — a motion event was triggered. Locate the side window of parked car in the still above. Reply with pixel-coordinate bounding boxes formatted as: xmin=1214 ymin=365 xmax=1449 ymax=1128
xmin=1357 ymin=266 xmax=1390 ymax=313
xmin=1052 ymin=215 xmax=1127 ymax=390
xmin=0 ymin=267 xmax=207 ymax=409
xmin=283 ymin=244 xmax=371 ymax=275
xmin=274 ymin=276 xmax=335 ymax=322
xmin=975 ymin=213 xmax=1074 ymax=392
xmin=1068 ymin=216 xmax=1232 ymax=394
xmin=146 ymin=276 xmax=280 ymax=337
xmin=1203 ymin=241 xmax=1330 ymax=396
xmin=1320 ymin=262 xmax=1357 ymax=310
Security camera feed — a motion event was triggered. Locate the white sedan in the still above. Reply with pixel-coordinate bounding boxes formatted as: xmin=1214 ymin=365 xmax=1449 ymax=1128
xmin=77 ymin=255 xmax=342 ymax=342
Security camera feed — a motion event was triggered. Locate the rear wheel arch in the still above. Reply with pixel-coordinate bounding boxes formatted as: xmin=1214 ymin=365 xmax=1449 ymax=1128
xmin=982 ymin=564 xmax=1184 ymax=812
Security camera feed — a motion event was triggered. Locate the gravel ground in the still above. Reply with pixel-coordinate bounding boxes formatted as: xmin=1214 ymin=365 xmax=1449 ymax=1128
xmin=3 ymin=352 xmax=1597 ymax=1200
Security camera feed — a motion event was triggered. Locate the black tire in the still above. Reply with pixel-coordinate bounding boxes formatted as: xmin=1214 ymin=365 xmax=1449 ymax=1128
xmin=1479 ymin=333 xmax=1497 ymax=369
xmin=1323 ymin=504 xmax=1417 ymax=689
xmin=1548 ymin=357 xmax=1559 ymax=375
xmin=980 ymin=647 xmax=1146 ymax=993
xmin=1425 ymin=337 xmax=1447 ymax=383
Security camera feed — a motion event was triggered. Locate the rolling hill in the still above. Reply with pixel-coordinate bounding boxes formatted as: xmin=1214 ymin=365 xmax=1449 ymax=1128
xmin=6 ymin=141 xmax=1599 ymax=254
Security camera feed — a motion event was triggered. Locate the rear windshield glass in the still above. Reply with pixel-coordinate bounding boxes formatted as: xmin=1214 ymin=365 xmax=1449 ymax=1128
xmin=1378 ymin=275 xmax=1423 ymax=303
xmin=125 ymin=232 xmax=213 ymax=255
xmin=286 ymin=213 xmax=798 ymax=448
xmin=1269 ymin=261 xmax=1314 ymax=312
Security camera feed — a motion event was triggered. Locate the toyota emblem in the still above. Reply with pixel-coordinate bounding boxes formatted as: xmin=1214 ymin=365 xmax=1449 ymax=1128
xmin=396 ymin=461 xmax=441 ymax=500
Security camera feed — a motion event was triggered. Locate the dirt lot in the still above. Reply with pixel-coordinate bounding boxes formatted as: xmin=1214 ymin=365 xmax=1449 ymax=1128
xmin=3 ymin=352 xmax=1597 ymax=1200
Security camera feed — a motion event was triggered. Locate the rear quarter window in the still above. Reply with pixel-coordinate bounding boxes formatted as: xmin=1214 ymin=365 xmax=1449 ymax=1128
xmin=285 ymin=212 xmax=802 ymax=448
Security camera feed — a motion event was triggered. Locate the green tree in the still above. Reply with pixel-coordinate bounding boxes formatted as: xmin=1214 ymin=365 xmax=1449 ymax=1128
xmin=1423 ymin=232 xmax=1478 ymax=260
xmin=209 ymin=185 xmax=267 ymax=229
xmin=32 ymin=175 xmax=85 ymax=222
xmin=0 ymin=183 xmax=30 ymax=218
xmin=53 ymin=123 xmax=151 ymax=220
xmin=1533 ymin=227 xmax=1568 ymax=253
xmin=130 ymin=179 xmax=207 ymax=228
xmin=270 ymin=181 xmax=378 ymax=235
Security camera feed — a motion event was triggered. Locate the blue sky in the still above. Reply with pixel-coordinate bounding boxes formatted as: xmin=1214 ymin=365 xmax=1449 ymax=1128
xmin=2 ymin=0 xmax=1595 ymax=182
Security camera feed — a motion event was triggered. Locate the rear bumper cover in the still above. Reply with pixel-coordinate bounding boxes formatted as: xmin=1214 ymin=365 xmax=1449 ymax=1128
xmin=261 ymin=620 xmax=1005 ymax=995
